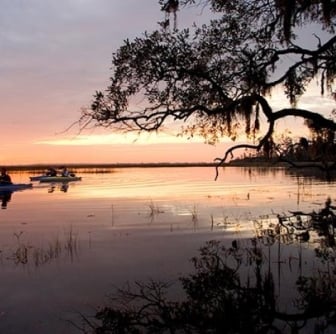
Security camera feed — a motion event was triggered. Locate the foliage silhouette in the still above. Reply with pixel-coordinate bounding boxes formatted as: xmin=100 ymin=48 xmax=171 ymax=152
xmin=78 ymin=0 xmax=336 ymax=177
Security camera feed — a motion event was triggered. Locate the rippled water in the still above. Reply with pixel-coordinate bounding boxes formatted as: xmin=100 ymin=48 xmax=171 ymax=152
xmin=0 ymin=166 xmax=335 ymax=333
xmin=3 ymin=166 xmax=334 ymax=229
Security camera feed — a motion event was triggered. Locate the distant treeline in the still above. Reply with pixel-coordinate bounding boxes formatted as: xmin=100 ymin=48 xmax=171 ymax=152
xmin=4 ymin=162 xmax=218 ymax=172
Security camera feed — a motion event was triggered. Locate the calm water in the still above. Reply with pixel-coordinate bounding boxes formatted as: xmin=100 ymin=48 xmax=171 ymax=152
xmin=0 ymin=166 xmax=335 ymax=333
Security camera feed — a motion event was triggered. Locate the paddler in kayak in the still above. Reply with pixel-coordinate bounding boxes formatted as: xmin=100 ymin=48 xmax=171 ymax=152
xmin=61 ymin=166 xmax=70 ymax=177
xmin=0 ymin=168 xmax=12 ymax=184
xmin=46 ymin=167 xmax=57 ymax=177
xmin=60 ymin=166 xmax=76 ymax=177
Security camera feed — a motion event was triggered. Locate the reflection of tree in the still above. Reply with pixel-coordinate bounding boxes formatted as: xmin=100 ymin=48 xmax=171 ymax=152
xmin=286 ymin=167 xmax=336 ymax=183
xmin=79 ymin=229 xmax=336 ymax=333
xmin=256 ymin=197 xmax=336 ymax=243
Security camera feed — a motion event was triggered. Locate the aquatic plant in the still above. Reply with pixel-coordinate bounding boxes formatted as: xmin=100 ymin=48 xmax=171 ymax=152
xmin=148 ymin=200 xmax=164 ymax=223
xmin=7 ymin=228 xmax=79 ymax=267
xmin=190 ymin=204 xmax=198 ymax=230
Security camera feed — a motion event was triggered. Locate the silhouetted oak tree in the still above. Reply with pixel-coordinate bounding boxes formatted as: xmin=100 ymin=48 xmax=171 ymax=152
xmin=79 ymin=0 xmax=336 ymax=175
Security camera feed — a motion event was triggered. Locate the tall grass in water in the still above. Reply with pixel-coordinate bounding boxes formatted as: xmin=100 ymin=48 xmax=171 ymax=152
xmin=190 ymin=205 xmax=198 ymax=231
xmin=111 ymin=204 xmax=115 ymax=226
xmin=8 ymin=228 xmax=79 ymax=267
xmin=147 ymin=200 xmax=164 ymax=223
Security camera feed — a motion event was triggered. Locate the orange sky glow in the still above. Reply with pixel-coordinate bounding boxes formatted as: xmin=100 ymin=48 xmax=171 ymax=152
xmin=0 ymin=1 xmax=334 ymax=166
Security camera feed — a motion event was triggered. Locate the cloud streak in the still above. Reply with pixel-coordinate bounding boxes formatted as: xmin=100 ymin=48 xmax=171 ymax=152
xmin=0 ymin=1 xmax=334 ymax=165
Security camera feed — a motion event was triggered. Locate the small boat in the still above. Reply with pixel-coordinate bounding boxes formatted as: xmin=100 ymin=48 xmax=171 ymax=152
xmin=30 ymin=175 xmax=46 ymax=181
xmin=30 ymin=175 xmax=82 ymax=183
xmin=0 ymin=183 xmax=33 ymax=191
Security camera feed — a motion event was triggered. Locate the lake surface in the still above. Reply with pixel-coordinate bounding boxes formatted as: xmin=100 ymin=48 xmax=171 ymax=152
xmin=0 ymin=166 xmax=335 ymax=333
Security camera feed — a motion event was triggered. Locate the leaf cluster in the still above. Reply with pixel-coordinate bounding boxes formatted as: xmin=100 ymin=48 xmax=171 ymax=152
xmin=79 ymin=0 xmax=336 ymax=168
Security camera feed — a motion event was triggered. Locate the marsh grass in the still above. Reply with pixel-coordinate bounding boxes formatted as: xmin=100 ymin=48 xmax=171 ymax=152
xmin=147 ymin=200 xmax=164 ymax=223
xmin=190 ymin=205 xmax=198 ymax=223
xmin=8 ymin=228 xmax=79 ymax=267
xmin=209 ymin=211 xmax=243 ymax=232
xmin=111 ymin=204 xmax=115 ymax=226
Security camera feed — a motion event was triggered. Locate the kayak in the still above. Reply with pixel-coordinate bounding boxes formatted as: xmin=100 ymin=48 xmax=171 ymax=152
xmin=0 ymin=183 xmax=33 ymax=191
xmin=30 ymin=175 xmax=82 ymax=182
xmin=30 ymin=175 xmax=45 ymax=181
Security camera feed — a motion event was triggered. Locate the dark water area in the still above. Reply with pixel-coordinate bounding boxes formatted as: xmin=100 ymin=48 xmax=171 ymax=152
xmin=0 ymin=166 xmax=336 ymax=333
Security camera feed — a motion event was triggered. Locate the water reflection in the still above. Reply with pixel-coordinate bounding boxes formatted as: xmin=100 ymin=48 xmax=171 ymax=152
xmin=80 ymin=199 xmax=336 ymax=334
xmin=0 ymin=190 xmax=12 ymax=209
xmin=286 ymin=167 xmax=336 ymax=182
xmin=1 ymin=167 xmax=336 ymax=333
xmin=255 ymin=197 xmax=336 ymax=250
xmin=82 ymin=237 xmax=336 ymax=334
xmin=47 ymin=182 xmax=70 ymax=193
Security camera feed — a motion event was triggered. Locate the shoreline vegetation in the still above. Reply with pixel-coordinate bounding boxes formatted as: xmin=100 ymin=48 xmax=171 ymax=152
xmin=5 ymin=162 xmax=218 ymax=172
xmin=2 ymin=158 xmax=327 ymax=172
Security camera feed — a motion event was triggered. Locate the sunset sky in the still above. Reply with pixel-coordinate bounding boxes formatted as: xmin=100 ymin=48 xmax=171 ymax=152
xmin=0 ymin=1 xmax=335 ymax=165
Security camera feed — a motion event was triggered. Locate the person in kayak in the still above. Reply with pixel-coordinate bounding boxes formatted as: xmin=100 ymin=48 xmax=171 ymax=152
xmin=61 ymin=166 xmax=70 ymax=177
xmin=0 ymin=168 xmax=12 ymax=184
xmin=46 ymin=167 xmax=57 ymax=177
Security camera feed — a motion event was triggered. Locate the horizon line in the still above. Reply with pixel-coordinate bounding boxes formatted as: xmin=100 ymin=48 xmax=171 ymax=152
xmin=3 ymin=161 xmax=220 ymax=171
